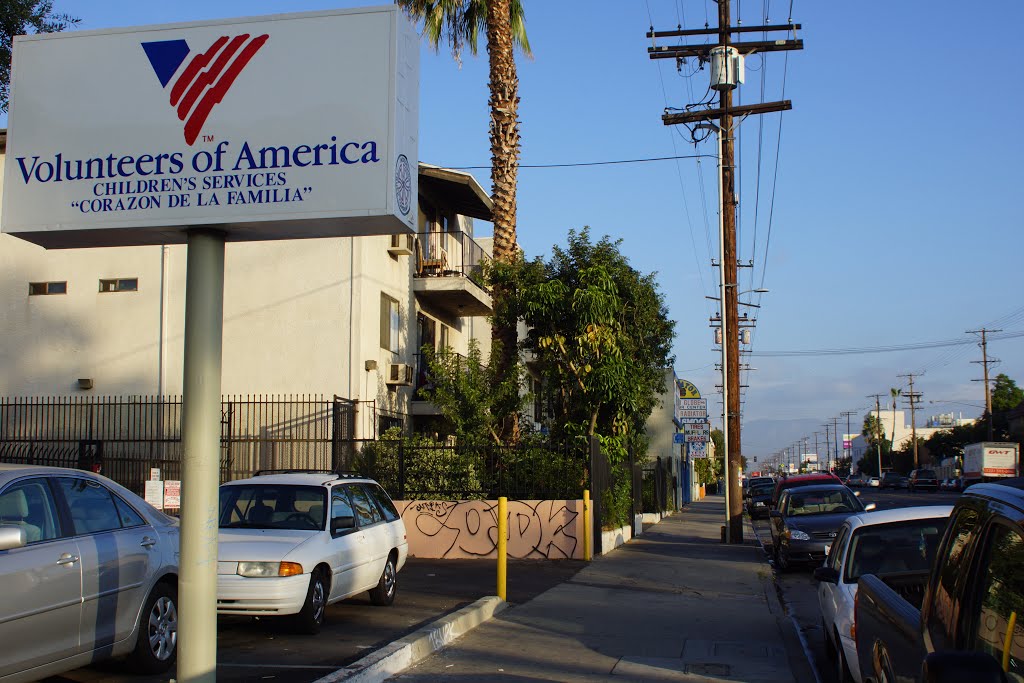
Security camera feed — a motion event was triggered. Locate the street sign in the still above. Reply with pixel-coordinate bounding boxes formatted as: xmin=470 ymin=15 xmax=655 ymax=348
xmin=164 ymin=480 xmax=181 ymax=509
xmin=673 ymin=433 xmax=686 ymax=444
xmin=679 ymin=398 xmax=707 ymax=410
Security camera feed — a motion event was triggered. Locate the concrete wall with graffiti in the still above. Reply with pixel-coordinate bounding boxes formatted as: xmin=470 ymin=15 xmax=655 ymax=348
xmin=394 ymin=499 xmax=586 ymax=560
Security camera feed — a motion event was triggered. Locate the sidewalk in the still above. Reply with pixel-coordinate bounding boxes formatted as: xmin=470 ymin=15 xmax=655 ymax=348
xmin=387 ymin=496 xmax=816 ymax=682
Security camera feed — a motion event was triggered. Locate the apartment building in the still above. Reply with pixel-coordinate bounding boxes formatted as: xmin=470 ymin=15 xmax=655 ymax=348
xmin=0 ymin=128 xmax=495 ymax=440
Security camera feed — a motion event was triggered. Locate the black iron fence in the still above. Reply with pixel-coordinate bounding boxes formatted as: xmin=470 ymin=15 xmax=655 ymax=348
xmin=0 ymin=394 xmax=371 ymax=495
xmin=642 ymin=456 xmax=674 ymax=514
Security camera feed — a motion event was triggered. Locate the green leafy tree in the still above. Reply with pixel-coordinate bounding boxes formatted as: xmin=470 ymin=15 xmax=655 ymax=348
xmin=992 ymin=374 xmax=1024 ymax=412
xmin=417 ymin=340 xmax=524 ymax=445
xmin=396 ymin=0 xmax=531 ymax=441
xmin=1 ymin=1 xmax=78 ymax=112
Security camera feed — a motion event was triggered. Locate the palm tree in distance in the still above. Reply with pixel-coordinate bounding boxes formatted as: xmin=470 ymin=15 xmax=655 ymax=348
xmin=396 ymin=0 xmax=531 ymax=442
xmin=890 ymin=387 xmax=902 ymax=463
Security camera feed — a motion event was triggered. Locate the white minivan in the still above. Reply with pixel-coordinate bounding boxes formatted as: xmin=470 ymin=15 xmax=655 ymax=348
xmin=216 ymin=471 xmax=407 ymax=634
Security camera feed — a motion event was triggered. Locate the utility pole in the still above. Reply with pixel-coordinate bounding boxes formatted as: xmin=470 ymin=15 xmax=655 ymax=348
xmin=813 ymin=431 xmax=821 ymax=469
xmin=822 ymin=423 xmax=832 ymax=472
xmin=968 ymin=328 xmax=1001 ymax=440
xmin=899 ymin=373 xmax=924 ymax=468
xmin=830 ymin=417 xmax=841 ymax=472
xmin=840 ymin=411 xmax=856 ymax=469
xmin=868 ymin=394 xmax=885 ymax=477
xmin=648 ymin=2 xmax=801 ymax=544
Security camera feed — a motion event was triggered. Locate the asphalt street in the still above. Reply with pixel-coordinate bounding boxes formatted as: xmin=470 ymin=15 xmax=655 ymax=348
xmin=47 ymin=557 xmax=585 ymax=683
xmin=749 ymin=487 xmax=962 ymax=683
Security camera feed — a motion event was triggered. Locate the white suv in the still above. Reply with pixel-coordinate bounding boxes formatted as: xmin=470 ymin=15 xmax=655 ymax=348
xmin=216 ymin=471 xmax=408 ymax=634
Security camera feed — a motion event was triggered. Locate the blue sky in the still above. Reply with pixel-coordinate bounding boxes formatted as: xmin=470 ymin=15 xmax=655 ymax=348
xmin=32 ymin=0 xmax=1024 ymax=458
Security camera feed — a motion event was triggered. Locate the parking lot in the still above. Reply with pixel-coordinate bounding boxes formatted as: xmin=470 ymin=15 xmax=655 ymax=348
xmin=48 ymin=557 xmax=585 ymax=683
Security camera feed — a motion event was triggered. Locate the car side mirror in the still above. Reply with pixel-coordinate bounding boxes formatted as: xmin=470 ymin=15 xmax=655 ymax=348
xmin=922 ymin=650 xmax=1008 ymax=683
xmin=864 ymin=503 xmax=877 ymax=512
xmin=813 ymin=566 xmax=839 ymax=584
xmin=0 ymin=525 xmax=27 ymax=551
xmin=331 ymin=515 xmax=355 ymax=534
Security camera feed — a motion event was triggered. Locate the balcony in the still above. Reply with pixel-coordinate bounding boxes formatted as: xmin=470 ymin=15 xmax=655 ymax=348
xmin=409 ymin=351 xmax=468 ymax=416
xmin=413 ymin=230 xmax=492 ymax=317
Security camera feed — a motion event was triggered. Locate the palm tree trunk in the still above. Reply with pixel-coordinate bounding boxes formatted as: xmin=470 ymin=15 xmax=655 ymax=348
xmin=486 ymin=0 xmax=521 ymax=442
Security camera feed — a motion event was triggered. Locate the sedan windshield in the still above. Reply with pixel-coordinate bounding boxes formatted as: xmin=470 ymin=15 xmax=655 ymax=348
xmin=785 ymin=489 xmax=861 ymax=517
xmin=219 ymin=484 xmax=327 ymax=530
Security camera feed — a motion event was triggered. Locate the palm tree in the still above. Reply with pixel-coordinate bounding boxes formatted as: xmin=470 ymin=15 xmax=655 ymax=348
xmin=889 ymin=387 xmax=902 ymax=457
xmin=396 ymin=0 xmax=531 ymax=441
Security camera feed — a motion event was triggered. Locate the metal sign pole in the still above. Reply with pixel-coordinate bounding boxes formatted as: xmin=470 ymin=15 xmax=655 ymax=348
xmin=178 ymin=229 xmax=226 ymax=683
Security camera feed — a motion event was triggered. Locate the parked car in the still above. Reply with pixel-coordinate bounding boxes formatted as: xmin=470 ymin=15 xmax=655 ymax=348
xmin=769 ymin=484 xmax=875 ymax=571
xmin=745 ymin=481 xmax=774 ymax=519
xmin=898 ymin=476 xmax=909 ymax=489
xmin=771 ymin=472 xmax=842 ymax=509
xmin=217 ymin=470 xmax=408 ymax=634
xmin=855 ymin=478 xmax=1024 ymax=683
xmin=746 ymin=475 xmax=775 ymax=491
xmin=866 ymin=477 xmax=880 ymax=488
xmin=0 ymin=464 xmax=180 ymax=683
xmin=878 ymin=472 xmax=902 ymax=490
xmin=814 ymin=505 xmax=953 ymax=683
xmin=907 ymin=468 xmax=939 ymax=493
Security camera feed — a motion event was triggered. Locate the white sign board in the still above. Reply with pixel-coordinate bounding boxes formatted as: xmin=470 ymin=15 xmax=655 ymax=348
xmin=677 ymin=408 xmax=708 ymax=419
xmin=685 ymin=433 xmax=708 ymax=444
xmin=144 ymin=480 xmax=165 ymax=510
xmin=679 ymin=398 xmax=707 ymax=410
xmin=149 ymin=468 xmax=161 ymax=481
xmin=163 ymin=480 xmax=181 ymax=508
xmin=3 ymin=7 xmax=419 ymax=248
xmin=689 ymin=442 xmax=708 ymax=457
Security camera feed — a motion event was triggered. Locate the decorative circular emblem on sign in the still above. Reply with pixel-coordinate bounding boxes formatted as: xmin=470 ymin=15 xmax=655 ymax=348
xmin=395 ymin=154 xmax=412 ymax=216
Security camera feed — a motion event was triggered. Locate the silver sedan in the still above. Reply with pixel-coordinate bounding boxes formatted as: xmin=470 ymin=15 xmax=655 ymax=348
xmin=0 ymin=464 xmax=180 ymax=682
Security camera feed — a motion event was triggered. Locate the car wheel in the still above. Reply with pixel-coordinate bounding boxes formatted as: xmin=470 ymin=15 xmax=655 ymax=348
xmin=127 ymin=581 xmax=178 ymax=674
xmin=823 ymin=621 xmax=836 ymax=661
xmin=773 ymin=543 xmax=790 ymax=572
xmin=369 ymin=555 xmax=398 ymax=606
xmin=293 ymin=570 xmax=328 ymax=635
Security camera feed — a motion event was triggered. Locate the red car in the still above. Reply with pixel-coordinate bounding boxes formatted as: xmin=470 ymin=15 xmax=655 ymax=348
xmin=771 ymin=472 xmax=841 ymax=509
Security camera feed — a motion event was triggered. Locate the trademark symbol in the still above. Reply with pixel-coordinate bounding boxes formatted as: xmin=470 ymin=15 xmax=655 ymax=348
xmin=202 ymin=134 xmax=215 ymax=143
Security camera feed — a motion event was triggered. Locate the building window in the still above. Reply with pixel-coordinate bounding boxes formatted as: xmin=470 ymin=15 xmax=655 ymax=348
xmin=29 ymin=281 xmax=67 ymax=296
xmin=99 ymin=278 xmax=138 ymax=293
xmin=380 ymin=294 xmax=400 ymax=354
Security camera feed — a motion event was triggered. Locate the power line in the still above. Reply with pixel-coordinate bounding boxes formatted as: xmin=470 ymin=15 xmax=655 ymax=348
xmin=751 ymin=329 xmax=1024 ymax=357
xmin=449 ymin=154 xmax=716 ymax=170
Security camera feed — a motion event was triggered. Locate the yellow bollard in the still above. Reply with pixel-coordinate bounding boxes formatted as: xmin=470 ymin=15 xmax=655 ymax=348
xmin=583 ymin=490 xmax=592 ymax=561
xmin=497 ymin=496 xmax=507 ymax=601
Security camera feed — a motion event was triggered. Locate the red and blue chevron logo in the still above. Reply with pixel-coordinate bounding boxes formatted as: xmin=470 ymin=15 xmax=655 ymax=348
xmin=142 ymin=34 xmax=269 ymax=146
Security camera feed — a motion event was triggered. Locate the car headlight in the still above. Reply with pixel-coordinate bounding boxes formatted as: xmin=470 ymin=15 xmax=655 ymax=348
xmin=755 ymin=501 xmax=765 ymax=507
xmin=787 ymin=528 xmax=811 ymax=541
xmin=236 ymin=561 xmax=303 ymax=577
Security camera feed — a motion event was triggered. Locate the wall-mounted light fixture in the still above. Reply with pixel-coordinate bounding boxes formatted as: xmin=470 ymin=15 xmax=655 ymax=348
xmin=77 ymin=378 xmax=94 ymax=390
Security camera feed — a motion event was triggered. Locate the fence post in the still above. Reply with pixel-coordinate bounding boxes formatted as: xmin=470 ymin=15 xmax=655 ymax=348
xmin=583 ymin=490 xmax=592 ymax=561
xmin=397 ymin=440 xmax=406 ymax=500
xmin=497 ymin=496 xmax=507 ymax=601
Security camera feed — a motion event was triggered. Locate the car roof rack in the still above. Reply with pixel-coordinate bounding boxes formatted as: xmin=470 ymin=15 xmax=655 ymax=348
xmin=251 ymin=468 xmax=367 ymax=481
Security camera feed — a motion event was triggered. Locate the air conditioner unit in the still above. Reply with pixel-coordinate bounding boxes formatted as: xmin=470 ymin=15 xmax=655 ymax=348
xmin=388 ymin=233 xmax=414 ymax=256
xmin=385 ymin=363 xmax=414 ymax=386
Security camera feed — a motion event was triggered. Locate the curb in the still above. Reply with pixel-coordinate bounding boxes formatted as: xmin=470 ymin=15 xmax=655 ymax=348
xmin=312 ymin=595 xmax=508 ymax=683
xmin=746 ymin=515 xmax=822 ymax=683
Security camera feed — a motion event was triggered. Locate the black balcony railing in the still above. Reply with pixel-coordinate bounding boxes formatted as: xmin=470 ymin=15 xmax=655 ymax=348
xmin=412 ymin=351 xmax=471 ymax=396
xmin=415 ymin=230 xmax=487 ymax=289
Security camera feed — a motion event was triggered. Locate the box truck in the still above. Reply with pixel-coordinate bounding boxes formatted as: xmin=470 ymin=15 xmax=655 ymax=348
xmin=962 ymin=441 xmax=1019 ymax=484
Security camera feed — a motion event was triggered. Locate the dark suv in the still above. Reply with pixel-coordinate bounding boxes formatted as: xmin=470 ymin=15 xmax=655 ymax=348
xmin=879 ymin=472 xmax=902 ymax=490
xmin=908 ymin=468 xmax=939 ymax=492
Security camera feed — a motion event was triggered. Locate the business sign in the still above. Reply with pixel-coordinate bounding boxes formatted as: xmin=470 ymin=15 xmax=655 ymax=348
xmin=677 ymin=379 xmax=701 ymax=399
xmin=843 ymin=440 xmax=852 ymax=450
xmin=679 ymin=398 xmax=707 ymax=411
xmin=685 ymin=433 xmax=708 ymax=444
xmin=677 ymin=408 xmax=708 ymax=419
xmin=678 ymin=417 xmax=707 ymax=425
xmin=689 ymin=442 xmax=708 ymax=457
xmin=3 ymin=7 xmax=418 ymax=248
